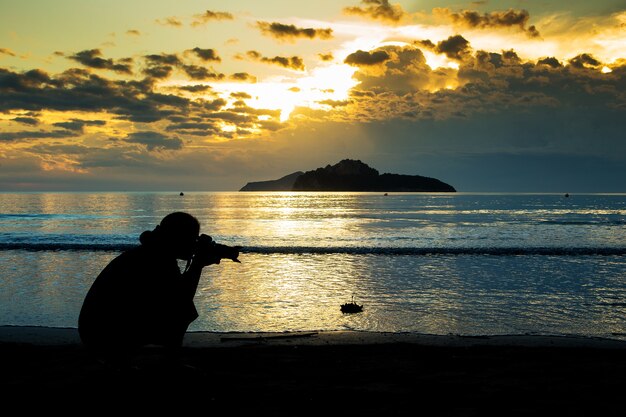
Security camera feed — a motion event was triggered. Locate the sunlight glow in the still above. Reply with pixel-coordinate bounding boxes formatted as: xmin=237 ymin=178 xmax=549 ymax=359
xmin=170 ymin=63 xmax=359 ymax=123
xmin=220 ymin=124 xmax=236 ymax=133
xmin=422 ymin=50 xmax=460 ymax=70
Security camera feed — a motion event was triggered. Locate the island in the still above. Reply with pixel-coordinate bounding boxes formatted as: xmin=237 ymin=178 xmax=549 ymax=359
xmin=239 ymin=159 xmax=456 ymax=192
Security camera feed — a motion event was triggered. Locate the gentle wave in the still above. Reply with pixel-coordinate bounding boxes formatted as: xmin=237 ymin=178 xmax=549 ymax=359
xmin=0 ymin=213 xmax=115 ymax=219
xmin=1 ymin=243 xmax=625 ymax=256
xmin=539 ymin=220 xmax=626 ymax=226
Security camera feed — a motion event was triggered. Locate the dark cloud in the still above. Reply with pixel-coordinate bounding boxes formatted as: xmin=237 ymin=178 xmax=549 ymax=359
xmin=0 ymin=129 xmax=78 ymax=142
xmin=344 ymin=49 xmax=391 ymax=66
xmin=27 ymin=143 xmax=91 ymax=156
xmin=263 ymin=56 xmax=304 ymax=71
xmin=125 ymin=131 xmax=183 ymax=151
xmin=144 ymin=54 xmax=182 ymax=66
xmin=143 ymin=65 xmax=174 ymax=79
xmin=12 ymin=116 xmax=39 ymax=125
xmin=246 ymin=50 xmax=305 ymax=71
xmin=537 ymin=57 xmax=562 ymax=68
xmin=349 ymin=90 xmax=375 ymax=98
xmin=167 ymin=115 xmax=192 ymax=123
xmin=181 ymin=64 xmax=225 ymax=80
xmin=230 ymin=92 xmax=252 ymax=99
xmin=230 ymin=72 xmax=257 ymax=83
xmin=569 ymin=54 xmax=603 ymax=69
xmin=344 ymin=0 xmax=406 ymax=23
xmin=68 ymin=49 xmax=133 ymax=74
xmin=148 ymin=91 xmax=189 ymax=107
xmin=198 ymin=98 xmax=227 ymax=111
xmin=501 ymin=50 xmax=521 ymax=65
xmin=156 ymin=17 xmax=183 ymax=27
xmin=0 ymin=48 xmax=16 ymax=57
xmin=436 ymin=35 xmax=471 ymax=60
xmin=144 ymin=51 xmax=226 ymax=81
xmin=192 ymin=10 xmax=234 ymax=27
xmin=142 ymin=54 xmax=178 ymax=79
xmin=414 ymin=40 xmax=436 ymax=49
xmin=189 ymin=100 xmax=284 ymax=132
xmin=0 ymin=67 xmax=188 ymax=122
xmin=435 ymin=8 xmax=541 ymax=38
xmin=52 ymin=119 xmax=106 ymax=132
xmin=230 ymin=103 xmax=281 ymax=118
xmin=189 ymin=47 xmax=221 ymax=62
xmin=246 ymin=50 xmax=262 ymax=60
xmin=165 ymin=122 xmax=222 ymax=136
xmin=527 ymin=26 xmax=540 ymax=38
xmin=257 ymin=119 xmax=284 ymax=131
xmin=177 ymin=84 xmax=213 ymax=93
xmin=318 ymin=99 xmax=350 ymax=107
xmin=0 ymin=68 xmax=52 ymax=91
xmin=204 ymin=111 xmax=257 ymax=124
xmin=256 ymin=22 xmax=333 ymax=41
xmin=318 ymin=53 xmax=334 ymax=61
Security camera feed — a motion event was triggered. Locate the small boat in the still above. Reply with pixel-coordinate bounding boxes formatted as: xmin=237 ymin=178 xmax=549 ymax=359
xmin=180 ymin=192 xmax=185 ymax=196
xmin=340 ymin=295 xmax=363 ymax=313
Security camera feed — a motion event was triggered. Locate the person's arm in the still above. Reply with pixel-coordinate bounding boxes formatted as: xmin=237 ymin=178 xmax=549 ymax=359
xmin=181 ymin=255 xmax=220 ymax=300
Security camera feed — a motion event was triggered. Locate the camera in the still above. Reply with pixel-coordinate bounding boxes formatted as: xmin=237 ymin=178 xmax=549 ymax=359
xmin=195 ymin=234 xmax=241 ymax=263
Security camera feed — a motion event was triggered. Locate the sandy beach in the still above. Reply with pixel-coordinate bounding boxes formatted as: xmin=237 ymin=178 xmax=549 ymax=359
xmin=2 ymin=326 xmax=625 ymax=415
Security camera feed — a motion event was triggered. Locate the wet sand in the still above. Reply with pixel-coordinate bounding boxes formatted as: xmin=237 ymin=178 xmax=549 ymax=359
xmin=2 ymin=327 xmax=625 ymax=415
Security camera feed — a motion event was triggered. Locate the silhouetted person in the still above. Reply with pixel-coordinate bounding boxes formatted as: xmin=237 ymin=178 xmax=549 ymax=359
xmin=78 ymin=212 xmax=222 ymax=366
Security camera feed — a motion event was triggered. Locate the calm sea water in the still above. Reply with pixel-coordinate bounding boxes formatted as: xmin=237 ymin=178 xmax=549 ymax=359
xmin=0 ymin=192 xmax=625 ymax=338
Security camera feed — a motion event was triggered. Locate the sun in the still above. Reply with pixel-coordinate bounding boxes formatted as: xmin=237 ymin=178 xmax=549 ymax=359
xmin=206 ymin=63 xmax=359 ymax=122
xmin=162 ymin=61 xmax=358 ymax=124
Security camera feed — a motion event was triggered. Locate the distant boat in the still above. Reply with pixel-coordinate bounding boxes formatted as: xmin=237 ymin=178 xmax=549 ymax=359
xmin=180 ymin=192 xmax=184 ymax=196
xmin=564 ymin=193 xmax=570 ymax=198
xmin=340 ymin=295 xmax=363 ymax=313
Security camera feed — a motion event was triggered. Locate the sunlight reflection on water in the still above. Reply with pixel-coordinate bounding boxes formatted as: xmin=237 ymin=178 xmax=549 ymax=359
xmin=2 ymin=250 xmax=623 ymax=339
xmin=1 ymin=192 xmax=625 ymax=249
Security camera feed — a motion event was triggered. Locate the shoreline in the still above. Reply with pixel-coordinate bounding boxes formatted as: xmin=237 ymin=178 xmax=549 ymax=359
xmin=3 ymin=325 xmax=626 ymax=413
xmin=2 ymin=325 xmax=626 ymax=349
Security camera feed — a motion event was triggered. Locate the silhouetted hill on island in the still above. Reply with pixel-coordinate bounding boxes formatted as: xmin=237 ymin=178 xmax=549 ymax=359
xmin=239 ymin=171 xmax=304 ymax=192
xmin=240 ymin=160 xmax=456 ymax=192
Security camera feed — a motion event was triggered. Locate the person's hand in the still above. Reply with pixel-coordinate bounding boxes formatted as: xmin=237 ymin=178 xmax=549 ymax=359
xmin=192 ymin=234 xmax=220 ymax=266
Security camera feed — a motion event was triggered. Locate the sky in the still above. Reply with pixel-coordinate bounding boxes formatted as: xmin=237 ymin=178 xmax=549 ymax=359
xmin=1 ymin=0 xmax=625 ymax=192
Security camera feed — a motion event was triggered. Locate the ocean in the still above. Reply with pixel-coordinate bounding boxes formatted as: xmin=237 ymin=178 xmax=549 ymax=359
xmin=0 ymin=192 xmax=625 ymax=338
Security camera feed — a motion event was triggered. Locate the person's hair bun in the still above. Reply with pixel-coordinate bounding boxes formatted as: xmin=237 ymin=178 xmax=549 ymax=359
xmin=139 ymin=228 xmax=159 ymax=245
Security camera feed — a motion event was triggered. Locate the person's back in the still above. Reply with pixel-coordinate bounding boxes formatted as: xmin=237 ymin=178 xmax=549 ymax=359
xmin=78 ymin=245 xmax=197 ymax=354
